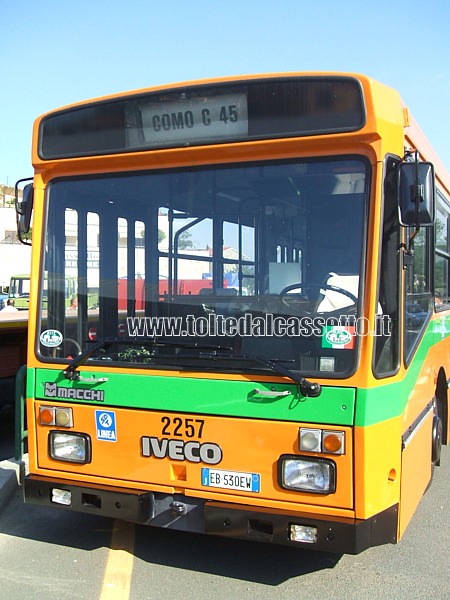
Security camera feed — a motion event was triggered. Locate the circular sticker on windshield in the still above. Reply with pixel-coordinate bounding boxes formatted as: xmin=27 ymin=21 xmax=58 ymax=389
xmin=40 ymin=329 xmax=63 ymax=348
xmin=322 ymin=325 xmax=355 ymax=350
xmin=325 ymin=328 xmax=352 ymax=346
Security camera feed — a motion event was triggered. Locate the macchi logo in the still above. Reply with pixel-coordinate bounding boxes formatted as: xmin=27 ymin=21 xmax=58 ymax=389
xmin=44 ymin=382 xmax=105 ymax=402
xmin=141 ymin=436 xmax=223 ymax=465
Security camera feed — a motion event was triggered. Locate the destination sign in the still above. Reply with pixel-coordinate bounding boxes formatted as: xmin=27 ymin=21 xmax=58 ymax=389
xmin=39 ymin=77 xmax=366 ymax=159
xmin=139 ymin=93 xmax=248 ymax=146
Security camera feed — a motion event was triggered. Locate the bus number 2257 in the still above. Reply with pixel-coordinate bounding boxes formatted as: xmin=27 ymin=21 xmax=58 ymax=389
xmin=161 ymin=416 xmax=205 ymax=439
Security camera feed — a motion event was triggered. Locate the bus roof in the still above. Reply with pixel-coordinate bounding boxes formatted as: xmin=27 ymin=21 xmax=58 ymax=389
xmin=32 ymin=71 xmax=450 ymax=194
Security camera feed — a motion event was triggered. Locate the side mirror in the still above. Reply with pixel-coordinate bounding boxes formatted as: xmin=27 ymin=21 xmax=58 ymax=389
xmin=398 ymin=161 xmax=435 ymax=227
xmin=15 ymin=179 xmax=34 ymax=245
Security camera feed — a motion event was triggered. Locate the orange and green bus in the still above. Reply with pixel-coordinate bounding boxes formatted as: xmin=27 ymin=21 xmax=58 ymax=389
xmin=17 ymin=73 xmax=450 ymax=553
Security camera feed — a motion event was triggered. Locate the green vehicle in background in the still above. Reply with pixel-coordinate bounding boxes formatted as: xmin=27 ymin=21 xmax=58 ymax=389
xmin=9 ymin=274 xmax=78 ymax=310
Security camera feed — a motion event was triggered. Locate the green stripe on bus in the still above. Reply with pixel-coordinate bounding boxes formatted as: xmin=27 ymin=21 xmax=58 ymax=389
xmin=34 ymin=368 xmax=355 ymax=426
xmin=355 ymin=318 xmax=449 ymax=426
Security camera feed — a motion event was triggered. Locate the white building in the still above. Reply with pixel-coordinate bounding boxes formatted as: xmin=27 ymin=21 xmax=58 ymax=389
xmin=0 ymin=187 xmax=32 ymax=288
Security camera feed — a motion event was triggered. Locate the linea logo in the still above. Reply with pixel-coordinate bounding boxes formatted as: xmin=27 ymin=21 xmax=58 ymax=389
xmin=95 ymin=410 xmax=117 ymax=442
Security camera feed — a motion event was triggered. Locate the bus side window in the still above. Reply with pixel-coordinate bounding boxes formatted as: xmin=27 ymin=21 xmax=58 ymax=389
xmin=374 ymin=157 xmax=400 ymax=375
xmin=404 ymin=225 xmax=433 ymax=362
xmin=434 ymin=191 xmax=450 ymax=307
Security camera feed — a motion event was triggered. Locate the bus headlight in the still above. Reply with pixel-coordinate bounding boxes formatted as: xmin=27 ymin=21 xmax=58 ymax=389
xmin=49 ymin=431 xmax=91 ymax=464
xmin=279 ymin=455 xmax=336 ymax=494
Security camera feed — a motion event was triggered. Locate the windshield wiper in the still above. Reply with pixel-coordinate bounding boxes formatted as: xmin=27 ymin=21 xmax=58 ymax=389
xmin=63 ymin=337 xmax=233 ymax=381
xmin=64 ymin=338 xmax=114 ymax=381
xmin=63 ymin=338 xmax=321 ymax=396
xmin=241 ymin=354 xmax=321 ymax=397
xmin=156 ymin=350 xmax=321 ymax=397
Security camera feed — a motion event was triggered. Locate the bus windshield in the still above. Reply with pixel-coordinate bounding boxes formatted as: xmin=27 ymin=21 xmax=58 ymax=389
xmin=39 ymin=156 xmax=369 ymax=377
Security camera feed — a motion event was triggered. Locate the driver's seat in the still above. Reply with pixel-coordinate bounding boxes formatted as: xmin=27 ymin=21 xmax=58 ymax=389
xmin=315 ymin=272 xmax=359 ymax=312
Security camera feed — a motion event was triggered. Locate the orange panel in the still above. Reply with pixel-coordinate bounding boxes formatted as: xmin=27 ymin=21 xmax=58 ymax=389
xmin=32 ymin=401 xmax=354 ymax=514
xmin=353 ymin=418 xmax=402 ymax=520
xmin=398 ymin=412 xmax=433 ymax=539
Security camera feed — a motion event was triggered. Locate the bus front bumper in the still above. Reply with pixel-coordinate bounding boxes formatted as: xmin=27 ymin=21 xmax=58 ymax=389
xmin=24 ymin=475 xmax=398 ymax=554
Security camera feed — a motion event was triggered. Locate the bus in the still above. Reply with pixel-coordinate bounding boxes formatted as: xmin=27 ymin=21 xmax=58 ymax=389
xmin=16 ymin=73 xmax=450 ymax=554
xmin=8 ymin=274 xmax=77 ymax=310
xmin=7 ymin=274 xmax=32 ymax=310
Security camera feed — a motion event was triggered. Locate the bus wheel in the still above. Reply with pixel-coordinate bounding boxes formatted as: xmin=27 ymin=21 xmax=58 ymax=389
xmin=432 ymin=414 xmax=443 ymax=467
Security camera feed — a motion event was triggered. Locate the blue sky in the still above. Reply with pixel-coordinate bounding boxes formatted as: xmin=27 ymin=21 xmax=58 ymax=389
xmin=2 ymin=0 xmax=450 ymax=184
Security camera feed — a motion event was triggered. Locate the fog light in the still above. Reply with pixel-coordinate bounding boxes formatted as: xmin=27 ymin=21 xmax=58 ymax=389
xmin=51 ymin=488 xmax=72 ymax=506
xmin=290 ymin=524 xmax=318 ymax=543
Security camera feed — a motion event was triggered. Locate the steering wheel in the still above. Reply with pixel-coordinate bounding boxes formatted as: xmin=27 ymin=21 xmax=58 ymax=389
xmin=60 ymin=337 xmax=82 ymax=358
xmin=279 ymin=282 xmax=357 ymax=315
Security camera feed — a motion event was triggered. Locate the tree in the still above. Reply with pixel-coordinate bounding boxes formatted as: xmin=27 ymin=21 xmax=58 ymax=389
xmin=140 ymin=228 xmax=166 ymax=245
xmin=22 ymin=227 xmax=32 ymax=242
xmin=177 ymin=231 xmax=193 ymax=250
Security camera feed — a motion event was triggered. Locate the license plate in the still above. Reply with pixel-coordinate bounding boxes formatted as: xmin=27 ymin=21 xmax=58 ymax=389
xmin=201 ymin=468 xmax=261 ymax=492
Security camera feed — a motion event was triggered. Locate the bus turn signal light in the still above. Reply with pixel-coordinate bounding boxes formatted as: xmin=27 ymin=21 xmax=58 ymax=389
xmin=39 ymin=406 xmax=73 ymax=428
xmin=322 ymin=431 xmax=345 ymax=454
xmin=299 ymin=428 xmax=345 ymax=455
xmin=39 ymin=407 xmax=54 ymax=425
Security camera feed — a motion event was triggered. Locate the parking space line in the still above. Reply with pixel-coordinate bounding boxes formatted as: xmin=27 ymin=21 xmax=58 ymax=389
xmin=100 ymin=520 xmax=136 ymax=600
